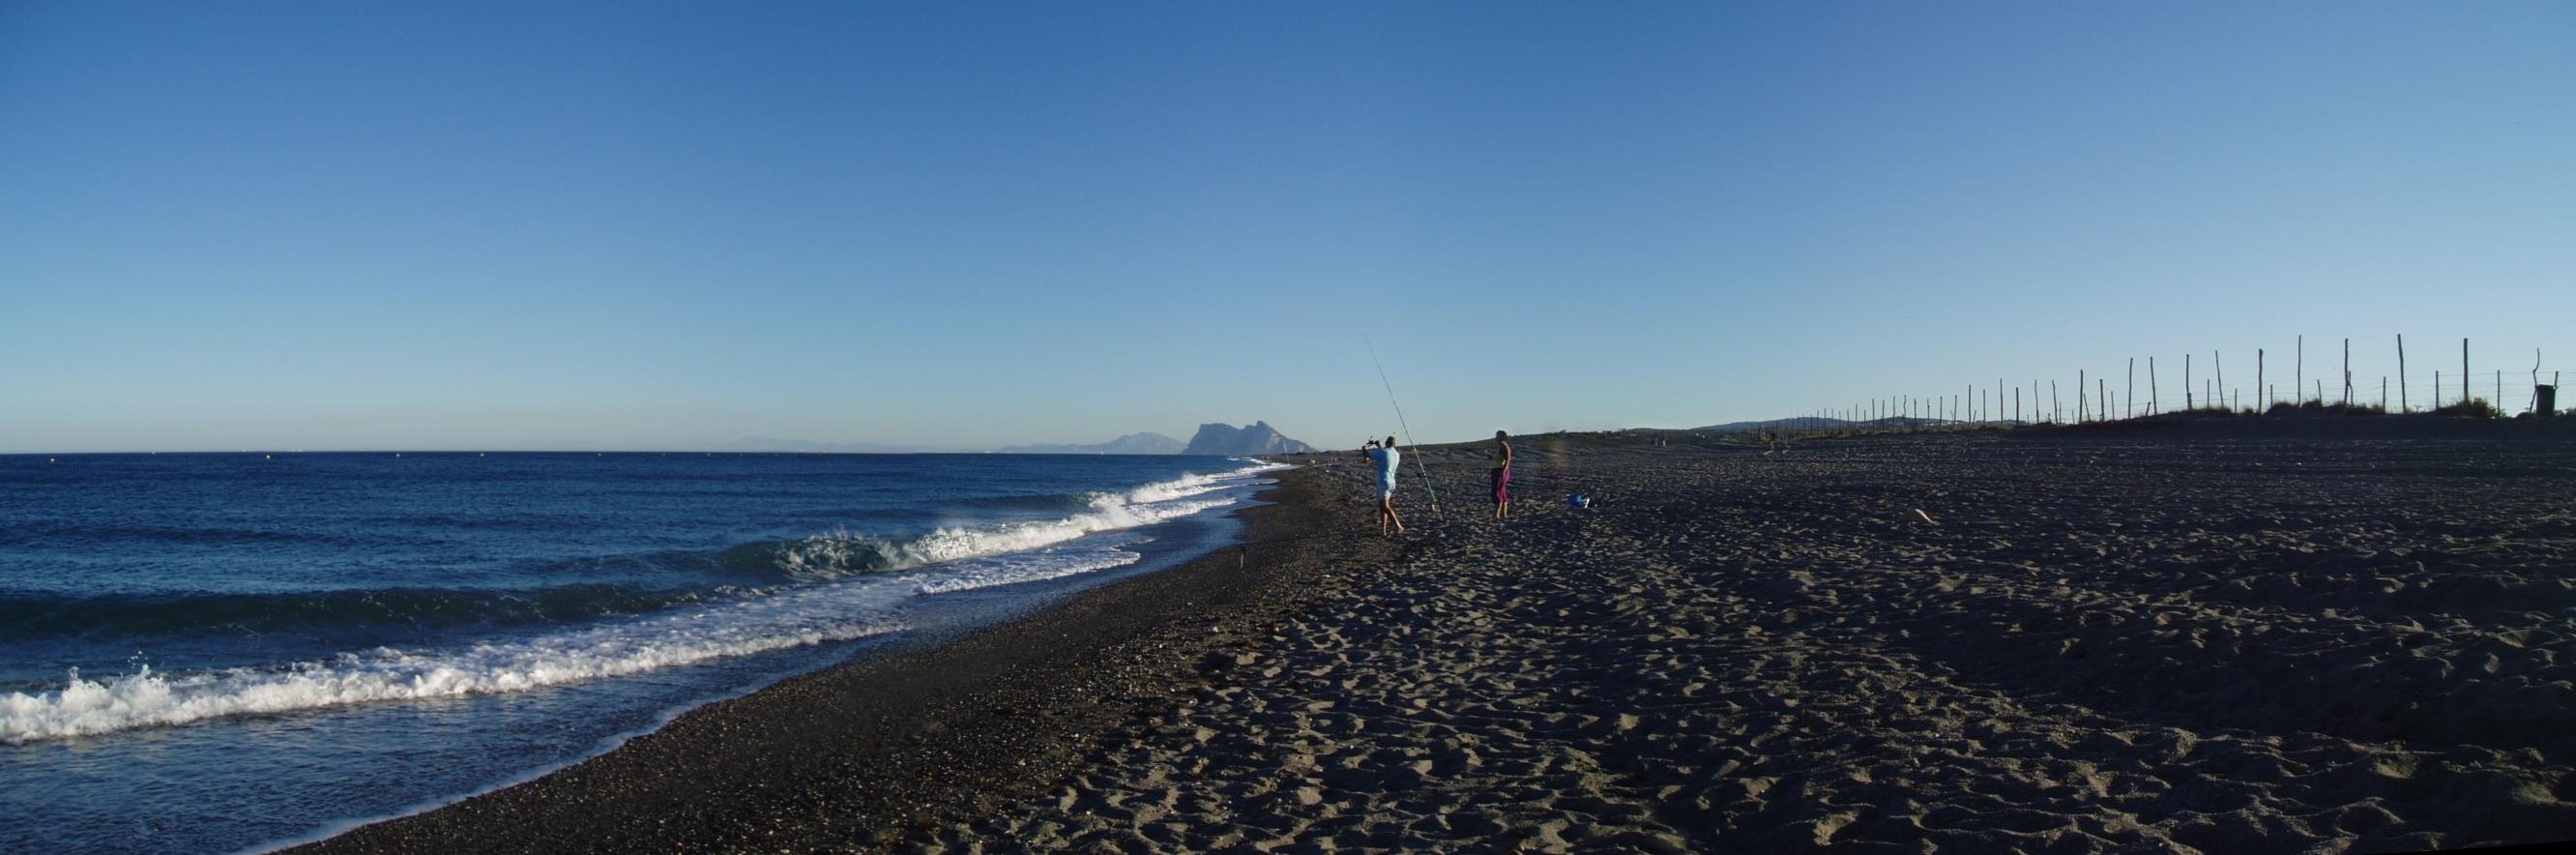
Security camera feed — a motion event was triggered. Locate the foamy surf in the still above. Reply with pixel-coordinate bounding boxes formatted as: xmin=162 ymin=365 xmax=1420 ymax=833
xmin=0 ymin=578 xmax=912 ymax=745
xmin=759 ymin=462 xmax=1278 ymax=580
xmin=908 ymin=534 xmax=1151 ymax=595
xmin=0 ymin=459 xmax=1289 ymax=745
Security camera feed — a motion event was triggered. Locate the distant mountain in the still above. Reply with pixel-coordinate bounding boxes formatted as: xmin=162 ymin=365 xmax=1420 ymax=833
xmin=1182 ymin=422 xmax=1317 ymax=456
xmin=999 ymin=432 xmax=1186 ymax=455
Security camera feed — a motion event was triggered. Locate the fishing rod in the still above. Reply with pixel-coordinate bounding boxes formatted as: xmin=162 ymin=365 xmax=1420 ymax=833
xmin=1364 ymin=334 xmax=1442 ymax=515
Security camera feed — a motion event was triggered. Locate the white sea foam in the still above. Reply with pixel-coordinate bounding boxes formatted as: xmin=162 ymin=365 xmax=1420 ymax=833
xmin=768 ymin=460 xmax=1281 ymax=579
xmin=0 ymin=460 xmax=1289 ymax=745
xmin=908 ymin=536 xmax=1147 ymax=595
xmin=899 ymin=461 xmax=1281 ymax=594
xmin=0 ymin=580 xmax=911 ymax=745
xmin=1125 ymin=471 xmax=1227 ymax=504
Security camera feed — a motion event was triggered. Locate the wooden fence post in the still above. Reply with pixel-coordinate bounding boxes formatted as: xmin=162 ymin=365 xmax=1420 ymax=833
xmin=2532 ymin=349 xmax=2547 ymax=416
xmin=2398 ymin=334 xmax=2408 ymax=412
xmin=2149 ymin=358 xmax=2158 ymax=414
xmin=2214 ymin=351 xmax=2225 ymax=412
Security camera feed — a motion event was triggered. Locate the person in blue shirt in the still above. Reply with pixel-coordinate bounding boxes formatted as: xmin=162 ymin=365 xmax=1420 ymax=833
xmin=1361 ymin=436 xmax=1404 ymax=537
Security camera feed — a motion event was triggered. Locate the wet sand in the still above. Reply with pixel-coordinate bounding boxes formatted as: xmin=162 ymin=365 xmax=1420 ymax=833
xmin=302 ymin=424 xmax=2576 ymax=852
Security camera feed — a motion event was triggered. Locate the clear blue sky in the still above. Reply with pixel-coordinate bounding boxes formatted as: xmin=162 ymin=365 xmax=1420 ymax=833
xmin=4 ymin=1 xmax=2569 ymax=452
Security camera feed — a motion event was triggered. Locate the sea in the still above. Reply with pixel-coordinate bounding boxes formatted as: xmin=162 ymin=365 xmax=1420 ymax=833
xmin=0 ymin=451 xmax=1286 ymax=854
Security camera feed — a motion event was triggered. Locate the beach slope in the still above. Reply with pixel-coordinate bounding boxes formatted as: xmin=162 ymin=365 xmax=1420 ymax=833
xmin=291 ymin=471 xmax=1384 ymax=853
xmin=305 ymin=427 xmax=2576 ymax=852
xmin=934 ymin=428 xmax=2576 ymax=852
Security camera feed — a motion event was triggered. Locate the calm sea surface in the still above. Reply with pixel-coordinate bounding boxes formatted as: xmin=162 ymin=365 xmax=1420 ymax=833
xmin=0 ymin=452 xmax=1281 ymax=853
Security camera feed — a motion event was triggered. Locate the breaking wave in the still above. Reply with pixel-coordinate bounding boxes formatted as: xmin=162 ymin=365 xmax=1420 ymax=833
xmin=719 ymin=464 xmax=1273 ymax=581
xmin=0 ymin=459 xmax=1288 ymax=744
xmin=0 ymin=580 xmax=910 ymax=745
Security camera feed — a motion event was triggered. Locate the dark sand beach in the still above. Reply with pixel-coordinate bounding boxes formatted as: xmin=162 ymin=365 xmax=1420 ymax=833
xmin=299 ymin=423 xmax=2576 ymax=853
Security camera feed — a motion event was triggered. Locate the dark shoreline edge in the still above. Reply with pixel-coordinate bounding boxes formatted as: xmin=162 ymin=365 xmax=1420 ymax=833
xmin=289 ymin=464 xmax=1374 ymax=854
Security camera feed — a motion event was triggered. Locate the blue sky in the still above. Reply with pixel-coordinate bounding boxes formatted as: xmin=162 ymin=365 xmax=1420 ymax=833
xmin=3 ymin=1 xmax=2569 ymax=452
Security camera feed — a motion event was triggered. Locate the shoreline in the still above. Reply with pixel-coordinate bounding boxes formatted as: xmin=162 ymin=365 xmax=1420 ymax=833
xmin=289 ymin=464 xmax=1379 ymax=853
xmin=291 ymin=428 xmax=2576 ymax=851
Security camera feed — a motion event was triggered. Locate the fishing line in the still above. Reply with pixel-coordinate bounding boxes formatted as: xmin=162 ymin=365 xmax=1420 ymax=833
xmin=1364 ymin=334 xmax=1442 ymax=515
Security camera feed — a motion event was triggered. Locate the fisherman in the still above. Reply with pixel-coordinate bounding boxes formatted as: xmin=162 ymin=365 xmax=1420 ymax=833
xmin=1365 ymin=436 xmax=1404 ymax=537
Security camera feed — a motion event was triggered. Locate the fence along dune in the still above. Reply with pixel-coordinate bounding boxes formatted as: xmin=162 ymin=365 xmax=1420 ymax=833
xmin=1791 ymin=335 xmax=2564 ymax=430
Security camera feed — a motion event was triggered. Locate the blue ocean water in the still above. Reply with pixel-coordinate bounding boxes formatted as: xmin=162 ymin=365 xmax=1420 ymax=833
xmin=0 ymin=452 xmax=1282 ymax=853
